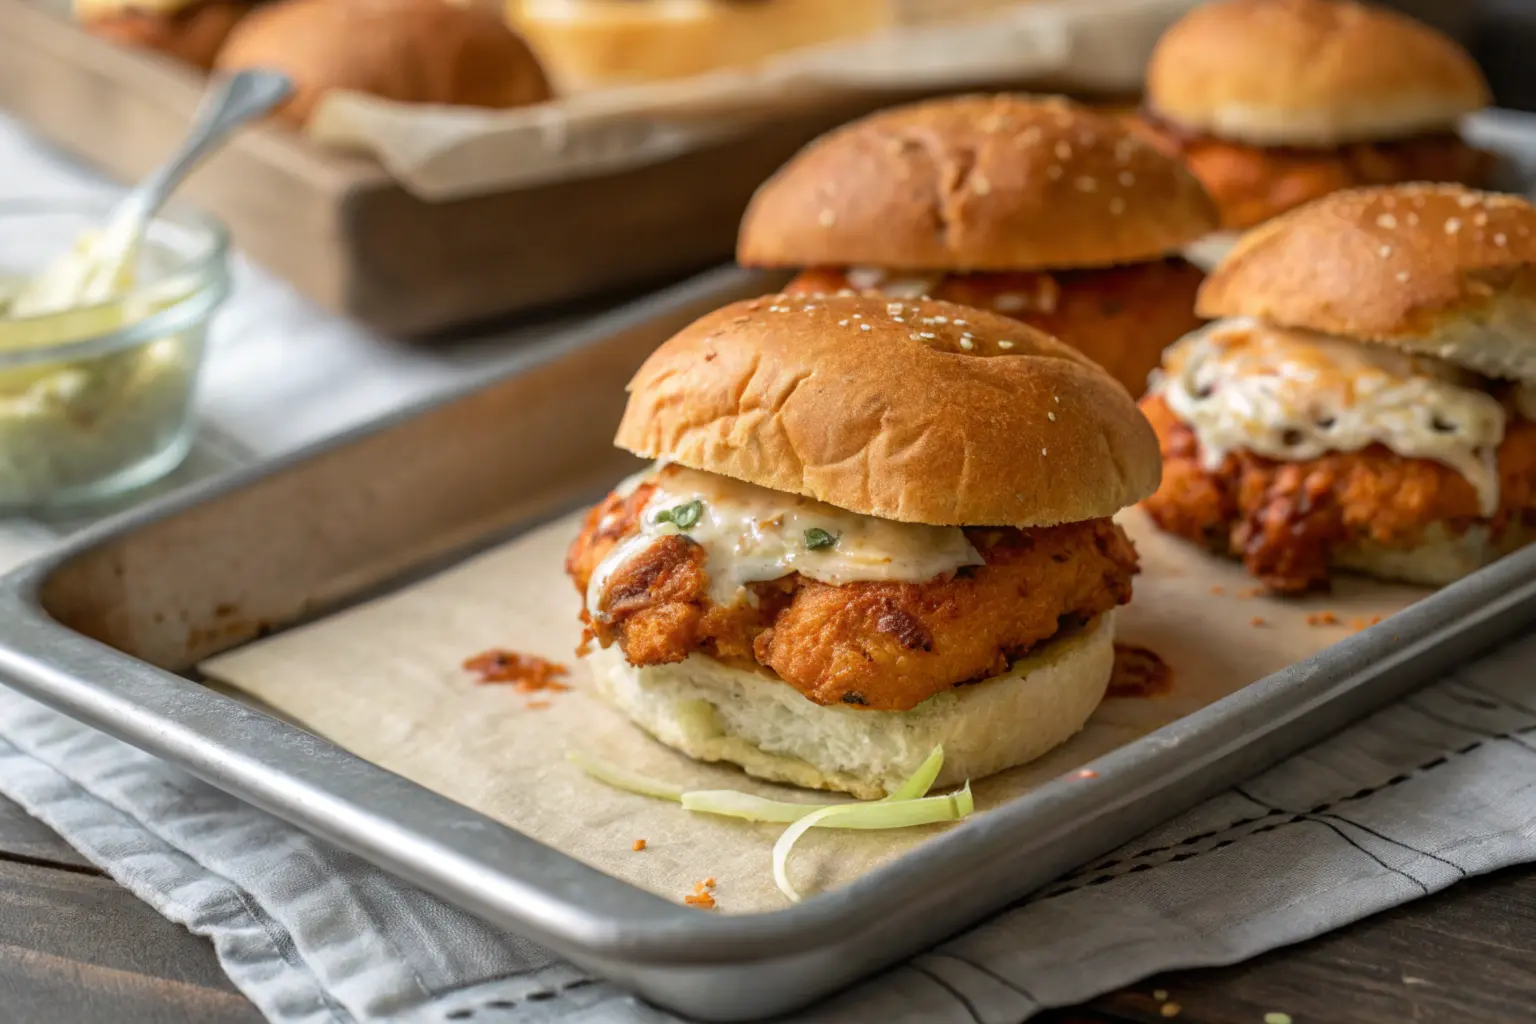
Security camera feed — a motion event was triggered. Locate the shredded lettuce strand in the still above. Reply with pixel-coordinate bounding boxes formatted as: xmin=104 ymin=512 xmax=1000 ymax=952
xmin=679 ymin=745 xmax=947 ymax=823
xmin=564 ymin=750 xmax=684 ymax=802
xmin=772 ymin=784 xmax=974 ymax=903
xmin=567 ymin=744 xmax=975 ymax=903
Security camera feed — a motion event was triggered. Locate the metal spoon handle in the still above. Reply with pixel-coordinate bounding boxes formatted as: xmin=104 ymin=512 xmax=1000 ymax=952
xmin=115 ymin=69 xmax=293 ymax=231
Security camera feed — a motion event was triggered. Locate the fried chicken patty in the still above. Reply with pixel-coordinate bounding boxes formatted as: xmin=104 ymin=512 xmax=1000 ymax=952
xmin=1133 ymin=119 xmax=1492 ymax=230
xmin=566 ymin=482 xmax=1139 ymax=711
xmin=1140 ymin=395 xmax=1536 ymax=593
xmin=784 ymin=259 xmax=1206 ymax=397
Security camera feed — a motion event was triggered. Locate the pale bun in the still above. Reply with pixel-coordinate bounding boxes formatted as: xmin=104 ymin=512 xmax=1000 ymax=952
xmin=508 ymin=0 xmax=887 ymax=92
xmin=616 ymin=293 xmax=1161 ymax=528
xmin=587 ymin=613 xmax=1114 ymax=799
xmin=1198 ymin=184 xmax=1536 ymax=381
xmin=215 ymin=0 xmax=552 ymax=128
xmin=1334 ymin=523 xmax=1536 ymax=588
xmin=738 ymin=94 xmax=1219 ymax=273
xmin=1147 ymin=0 xmax=1490 ymax=147
xmin=80 ymin=0 xmax=255 ymax=70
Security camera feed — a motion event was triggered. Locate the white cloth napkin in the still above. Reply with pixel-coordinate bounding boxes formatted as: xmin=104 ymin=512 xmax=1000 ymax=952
xmin=7 ymin=110 xmax=1536 ymax=1024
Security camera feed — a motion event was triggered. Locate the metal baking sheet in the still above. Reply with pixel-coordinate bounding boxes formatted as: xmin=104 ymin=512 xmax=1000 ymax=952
xmin=3 ymin=263 xmax=1536 ymax=1022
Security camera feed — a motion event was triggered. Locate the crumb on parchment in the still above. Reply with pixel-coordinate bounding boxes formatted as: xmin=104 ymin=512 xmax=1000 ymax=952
xmin=684 ymin=879 xmax=717 ymax=910
xmin=462 ymin=648 xmax=571 ymax=694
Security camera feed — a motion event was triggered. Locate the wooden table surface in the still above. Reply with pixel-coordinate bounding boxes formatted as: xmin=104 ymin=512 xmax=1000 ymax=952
xmin=4 ymin=789 xmax=1535 ymax=1024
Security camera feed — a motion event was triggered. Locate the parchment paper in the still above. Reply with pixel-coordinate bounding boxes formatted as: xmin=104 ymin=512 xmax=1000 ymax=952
xmin=304 ymin=0 xmax=1203 ymax=201
xmin=199 ymin=505 xmax=1424 ymax=914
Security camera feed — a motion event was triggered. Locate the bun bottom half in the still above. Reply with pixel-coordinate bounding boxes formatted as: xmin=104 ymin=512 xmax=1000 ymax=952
xmin=1333 ymin=522 xmax=1536 ymax=588
xmin=586 ymin=613 xmax=1114 ymax=799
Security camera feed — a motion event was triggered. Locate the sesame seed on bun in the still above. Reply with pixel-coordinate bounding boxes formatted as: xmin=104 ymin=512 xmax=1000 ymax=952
xmin=737 ymin=94 xmax=1219 ymax=273
xmin=1197 ymin=184 xmax=1536 ymax=381
xmin=616 ymin=292 xmax=1161 ymax=528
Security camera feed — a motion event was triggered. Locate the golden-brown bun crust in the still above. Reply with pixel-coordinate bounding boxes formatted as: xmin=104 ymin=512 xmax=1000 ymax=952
xmin=787 ymin=259 xmax=1207 ymax=398
xmin=1147 ymin=0 xmax=1490 ymax=147
xmin=615 ymin=293 xmax=1161 ymax=528
xmin=84 ymin=2 xmax=254 ymax=70
xmin=737 ymin=94 xmax=1219 ymax=273
xmin=1198 ymin=185 xmax=1536 ymax=381
xmin=216 ymin=0 xmax=552 ymax=128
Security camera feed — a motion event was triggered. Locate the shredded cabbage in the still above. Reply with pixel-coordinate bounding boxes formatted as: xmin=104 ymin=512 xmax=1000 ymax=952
xmin=883 ymin=745 xmax=945 ymax=803
xmin=567 ymin=745 xmax=975 ymax=903
xmin=564 ymin=750 xmax=684 ymax=802
xmin=772 ymin=784 xmax=974 ymax=903
xmin=679 ymin=746 xmax=947 ymax=823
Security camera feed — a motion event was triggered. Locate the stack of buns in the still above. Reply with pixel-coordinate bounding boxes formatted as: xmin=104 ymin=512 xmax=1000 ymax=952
xmin=76 ymin=0 xmax=256 ymax=69
xmin=78 ymin=0 xmax=553 ymax=126
xmin=214 ymin=0 xmax=552 ymax=127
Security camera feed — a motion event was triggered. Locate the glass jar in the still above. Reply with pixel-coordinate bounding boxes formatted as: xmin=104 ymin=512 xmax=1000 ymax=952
xmin=0 ymin=198 xmax=230 ymax=510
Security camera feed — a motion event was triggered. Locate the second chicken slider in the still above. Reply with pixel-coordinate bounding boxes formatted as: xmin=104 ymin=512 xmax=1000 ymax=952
xmin=1142 ymin=184 xmax=1536 ymax=594
xmin=737 ymin=95 xmax=1220 ymax=396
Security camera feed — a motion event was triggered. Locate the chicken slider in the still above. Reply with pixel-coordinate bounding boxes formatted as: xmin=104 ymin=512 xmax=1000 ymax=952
xmin=737 ymin=95 xmax=1220 ymax=396
xmin=1141 ymin=184 xmax=1536 ymax=594
xmin=565 ymin=293 xmax=1160 ymax=797
xmin=78 ymin=0 xmax=257 ymax=70
xmin=1140 ymin=0 xmax=1492 ymax=264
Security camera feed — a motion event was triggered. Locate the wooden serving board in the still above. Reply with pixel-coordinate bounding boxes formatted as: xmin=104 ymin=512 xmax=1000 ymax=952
xmin=0 ymin=0 xmax=1006 ymax=336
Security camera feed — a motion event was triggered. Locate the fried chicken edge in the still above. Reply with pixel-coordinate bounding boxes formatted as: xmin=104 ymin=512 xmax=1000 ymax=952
xmin=565 ymin=479 xmax=1140 ymax=712
xmin=1139 ymin=393 xmax=1536 ymax=593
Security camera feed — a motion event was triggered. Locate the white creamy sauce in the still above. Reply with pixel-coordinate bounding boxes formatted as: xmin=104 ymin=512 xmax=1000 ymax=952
xmin=1151 ymin=318 xmax=1509 ymax=517
xmin=586 ymin=465 xmax=984 ymax=619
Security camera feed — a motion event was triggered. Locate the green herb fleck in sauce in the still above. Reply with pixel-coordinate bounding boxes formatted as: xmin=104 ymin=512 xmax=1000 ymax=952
xmin=804 ymin=527 xmax=838 ymax=550
xmin=656 ymin=499 xmax=704 ymax=530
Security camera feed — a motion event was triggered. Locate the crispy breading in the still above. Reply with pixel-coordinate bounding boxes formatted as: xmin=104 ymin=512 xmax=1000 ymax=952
xmin=566 ymin=484 xmax=1138 ymax=711
xmin=1132 ymin=120 xmax=1492 ymax=230
xmin=1139 ymin=394 xmax=1536 ymax=593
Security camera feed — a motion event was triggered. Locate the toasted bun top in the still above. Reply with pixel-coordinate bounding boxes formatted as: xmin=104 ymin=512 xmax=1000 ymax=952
xmin=737 ymin=94 xmax=1219 ymax=273
xmin=1198 ymin=185 xmax=1536 ymax=380
xmin=615 ymin=294 xmax=1161 ymax=527
xmin=215 ymin=0 xmax=551 ymax=128
xmin=76 ymin=0 xmax=198 ymax=15
xmin=1147 ymin=0 xmax=1490 ymax=147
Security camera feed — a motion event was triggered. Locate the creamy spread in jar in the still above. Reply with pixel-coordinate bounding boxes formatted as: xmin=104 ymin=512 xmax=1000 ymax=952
xmin=1151 ymin=318 xmax=1508 ymax=516
xmin=587 ymin=464 xmax=984 ymax=618
xmin=0 ymin=218 xmax=209 ymax=507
